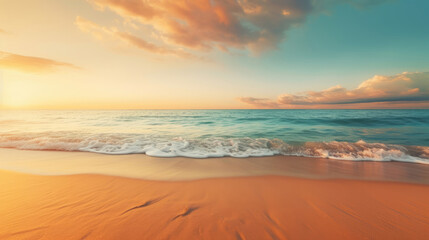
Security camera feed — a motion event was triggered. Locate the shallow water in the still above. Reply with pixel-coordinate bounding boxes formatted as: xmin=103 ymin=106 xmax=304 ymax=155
xmin=0 ymin=109 xmax=428 ymax=162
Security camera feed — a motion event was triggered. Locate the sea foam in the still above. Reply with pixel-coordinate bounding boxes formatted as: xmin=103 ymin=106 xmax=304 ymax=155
xmin=0 ymin=133 xmax=427 ymax=163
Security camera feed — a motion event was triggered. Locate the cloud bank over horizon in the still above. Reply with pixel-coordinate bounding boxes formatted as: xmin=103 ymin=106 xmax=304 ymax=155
xmin=239 ymin=72 xmax=429 ymax=109
xmin=79 ymin=0 xmax=392 ymax=57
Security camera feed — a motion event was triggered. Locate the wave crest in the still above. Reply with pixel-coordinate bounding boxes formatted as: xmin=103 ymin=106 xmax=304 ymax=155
xmin=0 ymin=133 xmax=427 ymax=163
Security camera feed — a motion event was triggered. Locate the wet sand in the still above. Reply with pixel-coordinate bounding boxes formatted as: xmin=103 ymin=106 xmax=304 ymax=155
xmin=1 ymin=149 xmax=429 ymax=239
xmin=1 ymin=148 xmax=429 ymax=183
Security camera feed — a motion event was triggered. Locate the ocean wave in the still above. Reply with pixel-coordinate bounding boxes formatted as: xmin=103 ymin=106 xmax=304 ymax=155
xmin=0 ymin=133 xmax=427 ymax=163
xmin=279 ymin=117 xmax=429 ymax=126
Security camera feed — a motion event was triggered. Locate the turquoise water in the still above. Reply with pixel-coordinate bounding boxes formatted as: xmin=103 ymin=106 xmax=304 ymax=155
xmin=0 ymin=110 xmax=428 ymax=162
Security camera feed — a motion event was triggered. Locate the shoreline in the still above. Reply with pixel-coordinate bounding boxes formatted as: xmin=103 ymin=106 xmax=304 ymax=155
xmin=1 ymin=148 xmax=429 ymax=184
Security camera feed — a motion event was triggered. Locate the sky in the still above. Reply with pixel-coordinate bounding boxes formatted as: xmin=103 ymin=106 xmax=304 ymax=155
xmin=0 ymin=0 xmax=428 ymax=109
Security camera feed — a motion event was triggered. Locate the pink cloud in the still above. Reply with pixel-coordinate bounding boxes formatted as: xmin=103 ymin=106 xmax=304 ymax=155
xmin=239 ymin=72 xmax=429 ymax=109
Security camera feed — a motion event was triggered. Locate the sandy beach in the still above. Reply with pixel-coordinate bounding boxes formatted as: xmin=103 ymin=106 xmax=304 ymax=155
xmin=2 ymin=0 xmax=428 ymax=238
xmin=1 ymin=150 xmax=429 ymax=239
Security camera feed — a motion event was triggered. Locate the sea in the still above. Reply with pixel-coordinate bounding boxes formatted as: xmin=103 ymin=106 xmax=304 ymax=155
xmin=0 ymin=109 xmax=428 ymax=163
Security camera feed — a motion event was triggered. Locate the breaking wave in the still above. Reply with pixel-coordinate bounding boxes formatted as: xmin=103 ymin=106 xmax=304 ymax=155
xmin=0 ymin=133 xmax=427 ymax=164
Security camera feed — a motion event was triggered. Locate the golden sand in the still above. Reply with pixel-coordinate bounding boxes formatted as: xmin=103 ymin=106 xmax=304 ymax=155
xmin=1 ymin=168 xmax=429 ymax=239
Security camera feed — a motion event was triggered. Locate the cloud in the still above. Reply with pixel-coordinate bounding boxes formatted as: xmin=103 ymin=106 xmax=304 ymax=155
xmin=81 ymin=0 xmax=392 ymax=55
xmin=238 ymin=97 xmax=282 ymax=108
xmin=0 ymin=28 xmax=11 ymax=35
xmin=0 ymin=51 xmax=80 ymax=74
xmin=75 ymin=16 xmax=200 ymax=59
xmin=239 ymin=72 xmax=429 ymax=108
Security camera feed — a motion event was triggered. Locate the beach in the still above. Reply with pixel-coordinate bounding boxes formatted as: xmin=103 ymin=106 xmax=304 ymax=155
xmin=1 ymin=0 xmax=429 ymax=238
xmin=1 ymin=149 xmax=429 ymax=239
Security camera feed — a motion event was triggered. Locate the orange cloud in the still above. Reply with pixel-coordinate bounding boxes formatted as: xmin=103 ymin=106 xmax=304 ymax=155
xmin=76 ymin=0 xmax=394 ymax=56
xmin=84 ymin=0 xmax=392 ymax=55
xmin=75 ymin=16 xmax=199 ymax=59
xmin=239 ymin=72 xmax=429 ymax=109
xmin=0 ymin=51 xmax=80 ymax=74
xmin=238 ymin=97 xmax=282 ymax=108
xmin=88 ymin=0 xmax=255 ymax=50
xmin=84 ymin=0 xmax=394 ymax=54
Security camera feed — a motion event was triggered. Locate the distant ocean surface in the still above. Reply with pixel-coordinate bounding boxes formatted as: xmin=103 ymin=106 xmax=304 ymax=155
xmin=0 ymin=110 xmax=428 ymax=163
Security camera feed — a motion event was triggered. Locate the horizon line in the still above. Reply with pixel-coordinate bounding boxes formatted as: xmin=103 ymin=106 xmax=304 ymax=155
xmin=1 ymin=108 xmax=428 ymax=111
